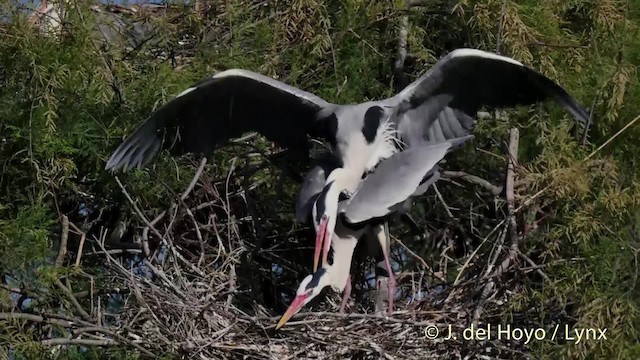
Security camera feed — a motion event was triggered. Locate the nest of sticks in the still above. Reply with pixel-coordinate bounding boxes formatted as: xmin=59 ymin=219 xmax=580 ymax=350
xmin=5 ymin=128 xmax=560 ymax=359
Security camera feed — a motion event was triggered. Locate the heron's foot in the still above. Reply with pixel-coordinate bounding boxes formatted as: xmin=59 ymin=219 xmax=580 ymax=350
xmin=339 ymin=298 xmax=348 ymax=313
xmin=339 ymin=275 xmax=352 ymax=313
xmin=375 ymin=276 xmax=389 ymax=314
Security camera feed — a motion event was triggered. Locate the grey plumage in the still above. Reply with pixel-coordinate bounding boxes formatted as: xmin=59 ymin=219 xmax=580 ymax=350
xmin=386 ymin=49 xmax=589 ymax=146
xmin=105 ymin=69 xmax=334 ymax=172
xmin=339 ymin=141 xmax=453 ymax=224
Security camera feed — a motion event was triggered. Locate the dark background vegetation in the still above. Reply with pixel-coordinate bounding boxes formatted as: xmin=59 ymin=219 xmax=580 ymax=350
xmin=1 ymin=0 xmax=640 ymax=358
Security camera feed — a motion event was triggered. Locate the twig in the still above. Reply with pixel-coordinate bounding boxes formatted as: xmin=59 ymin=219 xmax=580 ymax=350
xmin=55 ymin=215 xmax=69 ymax=266
xmin=142 ymin=259 xmax=188 ymax=300
xmin=453 ymin=219 xmax=507 ymax=286
xmin=473 ymin=128 xmax=520 ymax=326
xmin=69 ymin=222 xmax=86 ymax=267
xmin=7 ymin=313 xmax=156 ymax=357
xmin=115 ymin=176 xmax=153 ymax=229
xmin=583 ymin=113 xmax=640 ymax=162
xmin=393 ymin=236 xmax=444 ymax=281
xmin=226 ymin=265 xmax=236 ymax=308
xmin=0 ymin=312 xmax=74 ymax=327
xmin=488 ymin=129 xmax=521 ymax=277
xmin=116 ymin=176 xmax=204 ymax=276
xmin=505 ymin=128 xmax=519 ymax=247
xmin=348 ymin=29 xmax=383 ymax=57
xmin=518 ymin=251 xmax=551 ymax=282
xmin=41 ymin=338 xmax=117 ymax=346
xmin=434 ymin=184 xmax=472 ymax=249
xmin=54 ymin=278 xmax=91 ymax=320
xmin=182 ymin=157 xmax=208 ymax=201
xmin=442 ymin=171 xmax=503 ymax=196
xmin=186 ymin=206 xmax=206 ymax=268
xmin=250 ymin=311 xmax=446 ymax=328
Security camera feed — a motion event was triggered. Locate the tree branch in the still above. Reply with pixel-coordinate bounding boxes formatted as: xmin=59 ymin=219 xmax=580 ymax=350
xmin=442 ymin=171 xmax=503 ymax=196
xmin=55 ymin=215 xmax=69 ymax=266
xmin=54 ymin=278 xmax=91 ymax=320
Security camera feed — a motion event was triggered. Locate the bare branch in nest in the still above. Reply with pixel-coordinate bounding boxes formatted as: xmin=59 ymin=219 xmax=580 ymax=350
xmin=434 ymin=184 xmax=472 ymax=249
xmin=69 ymin=222 xmax=87 ymax=267
xmin=505 ymin=128 xmax=520 ymax=246
xmin=115 ymin=176 xmax=153 ymax=232
xmin=54 ymin=278 xmax=91 ymax=321
xmin=116 ymin=175 xmax=206 ymax=277
xmin=41 ymin=338 xmax=117 ymax=346
xmin=182 ymin=157 xmax=208 ymax=201
xmin=473 ymin=128 xmax=520 ymax=326
xmin=393 ymin=236 xmax=445 ymax=282
xmin=0 ymin=312 xmax=74 ymax=327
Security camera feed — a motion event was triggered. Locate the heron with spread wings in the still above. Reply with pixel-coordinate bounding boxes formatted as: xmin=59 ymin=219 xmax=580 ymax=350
xmin=105 ymin=48 xmax=589 ymax=328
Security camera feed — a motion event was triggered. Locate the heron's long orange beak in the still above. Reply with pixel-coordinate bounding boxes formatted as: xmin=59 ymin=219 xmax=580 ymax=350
xmin=276 ymin=293 xmax=309 ymax=330
xmin=313 ymin=215 xmax=331 ymax=272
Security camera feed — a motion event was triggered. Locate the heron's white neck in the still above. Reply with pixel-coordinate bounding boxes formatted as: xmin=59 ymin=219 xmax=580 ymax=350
xmin=342 ymin=117 xmax=399 ymax=177
xmin=324 ymin=231 xmax=358 ymax=291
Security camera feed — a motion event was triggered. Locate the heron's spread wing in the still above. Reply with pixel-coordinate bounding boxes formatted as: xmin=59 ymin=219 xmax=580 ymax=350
xmin=341 ymin=141 xmax=458 ymax=224
xmin=388 ymin=165 xmax=442 ymax=215
xmin=385 ymin=48 xmax=589 ymax=146
xmin=106 ymin=69 xmax=334 ymax=171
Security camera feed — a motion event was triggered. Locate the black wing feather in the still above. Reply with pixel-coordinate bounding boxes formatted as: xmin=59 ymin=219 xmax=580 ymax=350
xmin=106 ymin=70 xmax=332 ymax=171
xmin=390 ymin=49 xmax=589 ymax=145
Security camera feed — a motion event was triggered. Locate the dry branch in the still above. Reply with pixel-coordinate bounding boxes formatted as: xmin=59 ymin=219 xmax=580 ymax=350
xmin=55 ymin=215 xmax=69 ymax=266
xmin=442 ymin=171 xmax=503 ymax=195
xmin=54 ymin=278 xmax=91 ymax=321
xmin=70 ymin=221 xmax=87 ymax=267
xmin=41 ymin=338 xmax=117 ymax=346
xmin=473 ymin=128 xmax=520 ymax=326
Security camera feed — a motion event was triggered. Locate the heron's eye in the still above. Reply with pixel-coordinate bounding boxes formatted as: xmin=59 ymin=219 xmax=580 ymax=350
xmin=338 ymin=190 xmax=352 ymax=201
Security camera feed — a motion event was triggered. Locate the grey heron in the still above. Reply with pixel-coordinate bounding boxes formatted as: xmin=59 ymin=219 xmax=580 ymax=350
xmin=292 ymin=140 xmax=462 ymax=318
xmin=105 ymin=48 xmax=589 ymax=300
xmin=276 ymin=137 xmax=469 ymax=330
xmin=275 ymin=221 xmax=361 ymax=330
xmin=275 ymin=219 xmax=396 ymax=330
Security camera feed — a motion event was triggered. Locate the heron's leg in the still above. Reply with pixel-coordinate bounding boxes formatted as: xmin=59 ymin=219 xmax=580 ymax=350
xmin=375 ymin=222 xmax=395 ymax=314
xmin=374 ymin=258 xmax=389 ymax=314
xmin=339 ymin=274 xmax=352 ymax=313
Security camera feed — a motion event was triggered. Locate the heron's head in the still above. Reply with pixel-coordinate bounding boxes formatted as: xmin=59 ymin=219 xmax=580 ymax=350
xmin=276 ymin=268 xmax=332 ymax=330
xmin=311 ymin=168 xmax=352 ymax=271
